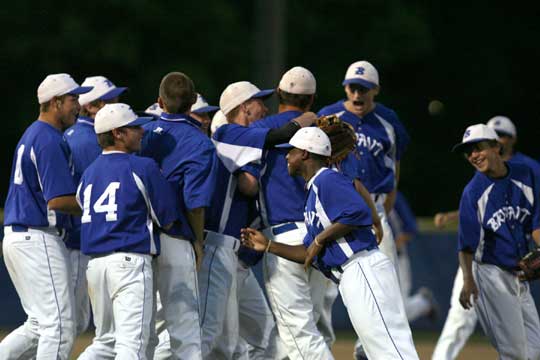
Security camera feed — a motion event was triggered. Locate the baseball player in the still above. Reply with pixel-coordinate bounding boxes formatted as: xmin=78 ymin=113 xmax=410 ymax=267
xmin=139 ymin=72 xmax=216 ymax=359
xmin=190 ymin=93 xmax=219 ymax=135
xmin=241 ymin=127 xmax=419 ymax=360
xmin=197 ymin=80 xmax=274 ymax=359
xmin=0 ymin=73 xmax=91 ymax=359
xmin=451 ymin=123 xmax=540 ymax=359
xmin=76 ymin=103 xmax=178 ymax=359
xmin=318 ymin=60 xmax=410 ymax=359
xmin=64 ymin=75 xmax=128 ymax=336
xmin=249 ymin=67 xmax=335 ymax=359
xmin=432 ymin=116 xmax=540 ymax=360
xmin=389 ymin=192 xmax=438 ymax=322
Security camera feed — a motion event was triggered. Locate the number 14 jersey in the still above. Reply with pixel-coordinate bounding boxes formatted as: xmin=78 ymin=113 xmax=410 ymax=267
xmin=77 ymin=151 xmax=179 ymax=256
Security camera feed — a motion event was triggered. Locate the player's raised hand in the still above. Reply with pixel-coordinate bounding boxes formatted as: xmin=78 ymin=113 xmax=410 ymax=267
xmin=293 ymin=112 xmax=317 ymax=127
xmin=459 ymin=278 xmax=478 ymax=310
xmin=241 ymin=228 xmax=269 ymax=252
xmin=434 ymin=210 xmax=459 ymax=229
xmin=304 ymin=237 xmax=324 ymax=271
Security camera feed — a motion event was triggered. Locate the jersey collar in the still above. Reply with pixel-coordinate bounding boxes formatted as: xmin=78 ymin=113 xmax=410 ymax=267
xmin=102 ymin=150 xmax=127 ymax=155
xmin=160 ymin=112 xmax=202 ymax=128
xmin=77 ymin=116 xmax=95 ymax=126
xmin=306 ymin=167 xmax=328 ymax=190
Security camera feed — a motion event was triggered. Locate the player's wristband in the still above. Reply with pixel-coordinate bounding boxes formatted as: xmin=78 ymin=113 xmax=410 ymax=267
xmin=291 ymin=120 xmax=301 ymax=129
xmin=265 ymin=239 xmax=272 ymax=253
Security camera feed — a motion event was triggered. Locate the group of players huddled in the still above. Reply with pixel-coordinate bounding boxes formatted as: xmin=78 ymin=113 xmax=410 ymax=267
xmin=1 ymin=60 xmax=539 ymax=360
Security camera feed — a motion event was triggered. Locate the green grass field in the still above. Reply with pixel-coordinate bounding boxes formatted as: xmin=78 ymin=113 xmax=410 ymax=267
xmin=2 ymin=329 xmax=496 ymax=359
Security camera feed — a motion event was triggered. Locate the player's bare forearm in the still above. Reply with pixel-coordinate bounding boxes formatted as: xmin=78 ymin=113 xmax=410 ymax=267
xmin=434 ymin=210 xmax=459 ymax=228
xmin=384 ymin=188 xmax=397 ymax=214
xmin=316 ymin=222 xmax=356 ymax=246
xmin=532 ymin=229 xmax=540 ymax=247
xmin=48 ymin=195 xmax=82 ymax=215
xmin=458 ymin=251 xmax=474 ymax=281
xmin=241 ymin=227 xmax=307 ymax=263
xmin=354 ymin=179 xmax=380 ymax=224
xmin=458 ymin=250 xmax=478 ymax=309
xmin=187 ymin=207 xmax=205 ymax=245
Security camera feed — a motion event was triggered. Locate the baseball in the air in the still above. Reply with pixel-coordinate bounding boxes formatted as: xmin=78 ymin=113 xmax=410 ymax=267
xmin=428 ymin=100 xmax=444 ymax=115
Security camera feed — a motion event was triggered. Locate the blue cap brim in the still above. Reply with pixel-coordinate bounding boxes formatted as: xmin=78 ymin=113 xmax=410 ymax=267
xmin=342 ymin=79 xmax=377 ymax=89
xmin=68 ymin=86 xmax=93 ymax=95
xmin=452 ymin=138 xmax=494 ymax=152
xmin=275 ymin=143 xmax=293 ymax=149
xmin=125 ymin=116 xmax=153 ymax=127
xmin=193 ymin=105 xmax=219 ymax=114
xmin=100 ymin=87 xmax=128 ymax=101
xmin=252 ymin=89 xmax=274 ymax=100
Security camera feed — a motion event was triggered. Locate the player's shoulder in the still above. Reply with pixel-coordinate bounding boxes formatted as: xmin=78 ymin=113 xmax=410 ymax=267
xmin=372 ymin=103 xmax=401 ymax=124
xmin=129 ymin=154 xmax=162 ymax=174
xmin=511 ymin=152 xmax=540 ymax=173
xmin=22 ymin=121 xmax=64 ymax=150
xmin=317 ymin=100 xmax=345 ymax=116
xmin=314 ymin=167 xmax=349 ymax=188
xmin=251 ymin=111 xmax=297 ymax=128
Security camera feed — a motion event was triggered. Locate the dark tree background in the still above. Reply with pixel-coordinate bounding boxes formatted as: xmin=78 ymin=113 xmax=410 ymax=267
xmin=2 ymin=0 xmax=539 ymax=215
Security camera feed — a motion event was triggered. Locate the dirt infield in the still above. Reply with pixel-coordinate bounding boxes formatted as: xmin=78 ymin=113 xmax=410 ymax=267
xmin=2 ymin=329 xmax=497 ymax=359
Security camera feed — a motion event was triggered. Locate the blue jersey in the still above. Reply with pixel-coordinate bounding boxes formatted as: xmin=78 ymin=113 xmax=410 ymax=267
xmin=458 ymin=162 xmax=540 ymax=270
xmin=304 ymin=168 xmax=377 ymax=269
xmin=251 ymin=111 xmax=306 ymax=226
xmin=77 ymin=152 xmax=179 ymax=255
xmin=318 ymin=101 xmax=409 ymax=194
xmin=64 ymin=116 xmax=102 ymax=249
xmin=388 ymin=192 xmax=418 ymax=237
xmin=4 ymin=120 xmax=76 ymax=229
xmin=140 ymin=113 xmax=217 ymax=240
xmin=509 ymin=152 xmax=540 ymax=181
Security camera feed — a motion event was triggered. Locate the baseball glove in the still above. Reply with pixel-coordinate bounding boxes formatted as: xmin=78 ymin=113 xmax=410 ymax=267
xmin=518 ymin=248 xmax=540 ymax=281
xmin=316 ymin=115 xmax=357 ymax=164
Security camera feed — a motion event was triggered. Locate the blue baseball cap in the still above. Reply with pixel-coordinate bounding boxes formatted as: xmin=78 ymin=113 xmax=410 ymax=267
xmin=191 ymin=93 xmax=219 ymax=114
xmin=342 ymin=61 xmax=379 ymax=89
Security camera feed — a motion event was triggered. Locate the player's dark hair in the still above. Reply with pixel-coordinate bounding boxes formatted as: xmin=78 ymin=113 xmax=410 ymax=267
xmin=277 ymin=89 xmax=314 ymax=110
xmin=225 ymin=106 xmax=241 ymax=122
xmin=309 ymin=152 xmax=329 ymax=165
xmin=80 ymin=99 xmax=103 ymax=117
xmin=159 ymin=72 xmax=197 ymax=114
xmin=97 ymin=131 xmax=115 ymax=148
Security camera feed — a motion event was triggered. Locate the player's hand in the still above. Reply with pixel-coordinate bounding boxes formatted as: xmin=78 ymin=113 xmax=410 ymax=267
xmin=241 ymin=228 xmax=269 ymax=252
xmin=293 ymin=112 xmax=317 ymax=128
xmin=434 ymin=213 xmax=449 ymax=229
xmin=459 ymin=278 xmax=478 ymax=310
xmin=193 ymin=241 xmax=204 ymax=271
xmin=304 ymin=237 xmax=324 ymax=271
xmin=373 ymin=220 xmax=383 ymax=245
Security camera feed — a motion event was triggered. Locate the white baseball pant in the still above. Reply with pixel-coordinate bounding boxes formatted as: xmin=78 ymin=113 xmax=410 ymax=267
xmin=237 ymin=261 xmax=278 ymax=359
xmin=78 ymin=252 xmax=154 ymax=360
xmin=153 ymin=233 xmax=202 ymax=360
xmin=0 ymin=226 xmax=75 ymax=360
xmin=68 ymin=248 xmax=91 ymax=335
xmin=198 ymin=231 xmax=241 ymax=359
xmin=431 ymin=267 xmax=477 ymax=360
xmin=473 ymin=262 xmax=540 ymax=359
xmin=262 ymin=222 xmax=334 ymax=360
xmin=339 ymin=249 xmax=419 ymax=360
xmin=397 ymin=247 xmax=432 ymax=322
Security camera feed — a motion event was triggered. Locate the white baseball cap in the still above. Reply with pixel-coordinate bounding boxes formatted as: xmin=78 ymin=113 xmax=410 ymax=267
xmin=210 ymin=110 xmax=228 ymax=134
xmin=37 ymin=73 xmax=93 ymax=104
xmin=144 ymin=103 xmax=163 ymax=117
xmin=452 ymin=124 xmax=499 ymax=152
xmin=486 ymin=116 xmax=516 ymax=137
xmin=191 ymin=93 xmax=219 ymax=114
xmin=95 ymin=103 xmax=153 ymax=134
xmin=276 ymin=127 xmax=331 ymax=156
xmin=219 ymin=81 xmax=274 ymax=115
xmin=78 ymin=76 xmax=128 ymax=106
xmin=278 ymin=66 xmax=316 ymax=95
xmin=342 ymin=60 xmax=379 ymax=89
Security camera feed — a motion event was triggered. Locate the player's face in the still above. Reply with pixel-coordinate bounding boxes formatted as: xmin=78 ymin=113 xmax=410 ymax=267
xmin=344 ymin=84 xmax=378 ymax=116
xmin=57 ymin=95 xmax=81 ymax=129
xmin=244 ymin=99 xmax=268 ymax=124
xmin=464 ymin=141 xmax=501 ymax=173
xmin=121 ymin=126 xmax=145 ymax=153
xmin=286 ymin=148 xmax=304 ymax=176
xmin=191 ymin=112 xmax=211 ymax=135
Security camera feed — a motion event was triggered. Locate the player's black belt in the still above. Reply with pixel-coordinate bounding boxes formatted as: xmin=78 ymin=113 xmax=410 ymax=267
xmin=271 ymin=222 xmax=298 ymax=236
xmin=9 ymin=224 xmax=64 ymax=236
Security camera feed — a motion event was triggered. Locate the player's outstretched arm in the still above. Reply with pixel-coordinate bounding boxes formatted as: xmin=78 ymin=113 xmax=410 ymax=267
xmin=458 ymin=251 xmax=478 ymax=309
xmin=354 ymin=179 xmax=383 ymax=244
xmin=434 ymin=210 xmax=459 ymax=229
xmin=241 ymin=228 xmax=307 ymax=264
xmin=48 ymin=195 xmax=82 ymax=216
xmin=263 ymin=112 xmax=317 ymax=148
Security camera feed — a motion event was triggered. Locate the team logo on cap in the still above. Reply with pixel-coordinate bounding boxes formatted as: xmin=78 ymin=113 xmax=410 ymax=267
xmin=355 ymin=67 xmax=365 ymax=75
xmin=463 ymin=130 xmax=471 ymax=139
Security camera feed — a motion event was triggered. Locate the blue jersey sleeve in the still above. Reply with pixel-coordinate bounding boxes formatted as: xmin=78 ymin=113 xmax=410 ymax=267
xmin=238 ymin=163 xmax=261 ymax=180
xmin=184 ymin=141 xmax=217 ymax=210
xmin=318 ymin=171 xmax=372 ymax=226
xmin=37 ymin=141 xmax=77 ymax=201
xmin=393 ymin=192 xmax=418 ymax=235
xmin=134 ymin=159 xmax=180 ymax=228
xmin=457 ymin=190 xmax=481 ymax=253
